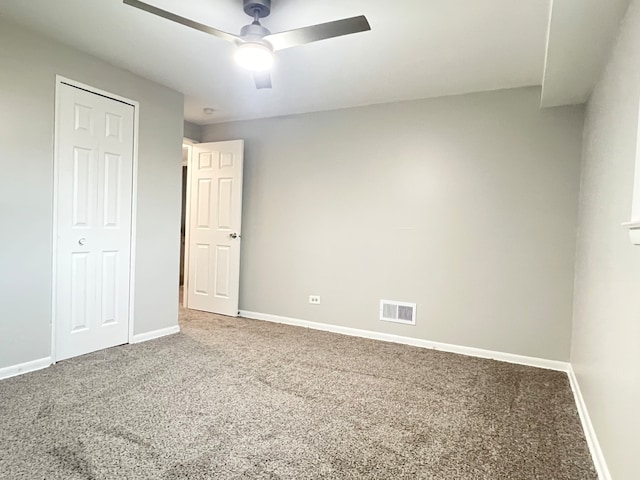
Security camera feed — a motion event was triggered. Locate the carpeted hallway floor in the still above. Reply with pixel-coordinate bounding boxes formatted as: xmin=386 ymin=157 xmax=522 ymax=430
xmin=0 ymin=302 xmax=596 ymax=479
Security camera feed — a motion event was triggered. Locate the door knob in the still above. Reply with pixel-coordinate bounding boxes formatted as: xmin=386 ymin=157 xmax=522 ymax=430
xmin=78 ymin=238 xmax=86 ymax=246
xmin=229 ymin=233 xmax=241 ymax=239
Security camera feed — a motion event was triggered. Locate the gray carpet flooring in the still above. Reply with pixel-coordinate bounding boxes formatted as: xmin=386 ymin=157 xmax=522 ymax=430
xmin=0 ymin=303 xmax=597 ymax=479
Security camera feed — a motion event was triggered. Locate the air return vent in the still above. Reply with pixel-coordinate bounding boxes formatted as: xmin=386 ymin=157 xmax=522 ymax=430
xmin=380 ymin=300 xmax=416 ymax=325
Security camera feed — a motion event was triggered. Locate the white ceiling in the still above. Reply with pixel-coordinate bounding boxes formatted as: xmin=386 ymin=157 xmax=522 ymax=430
xmin=0 ymin=0 xmax=630 ymax=124
xmin=541 ymin=0 xmax=632 ymax=107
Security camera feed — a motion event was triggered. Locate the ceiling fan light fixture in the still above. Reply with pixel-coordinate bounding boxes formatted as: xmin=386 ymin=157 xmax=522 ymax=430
xmin=234 ymin=42 xmax=274 ymax=72
xmin=123 ymin=0 xmax=372 ymax=89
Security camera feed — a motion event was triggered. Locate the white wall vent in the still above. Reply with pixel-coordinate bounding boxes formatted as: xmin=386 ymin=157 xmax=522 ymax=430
xmin=380 ymin=300 xmax=416 ymax=325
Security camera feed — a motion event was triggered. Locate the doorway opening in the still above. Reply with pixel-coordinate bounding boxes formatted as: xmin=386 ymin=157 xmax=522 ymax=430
xmin=179 ymin=142 xmax=192 ymax=307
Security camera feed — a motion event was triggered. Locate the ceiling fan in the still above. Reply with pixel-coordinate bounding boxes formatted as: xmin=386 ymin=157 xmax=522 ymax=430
xmin=123 ymin=0 xmax=371 ymax=89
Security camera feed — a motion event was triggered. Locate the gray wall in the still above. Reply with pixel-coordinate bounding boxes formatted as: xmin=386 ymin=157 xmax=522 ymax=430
xmin=0 ymin=19 xmax=183 ymax=368
xmin=202 ymin=87 xmax=584 ymax=361
xmin=571 ymin=0 xmax=640 ymax=477
xmin=183 ymin=121 xmax=202 ymax=142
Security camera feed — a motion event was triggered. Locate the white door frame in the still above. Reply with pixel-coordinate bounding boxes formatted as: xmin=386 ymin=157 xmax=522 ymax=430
xmin=51 ymin=75 xmax=140 ymax=363
xmin=181 ymin=138 xmax=197 ymax=307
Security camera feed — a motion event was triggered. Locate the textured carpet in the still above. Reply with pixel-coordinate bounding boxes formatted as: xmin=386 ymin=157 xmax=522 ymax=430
xmin=0 ymin=304 xmax=596 ymax=479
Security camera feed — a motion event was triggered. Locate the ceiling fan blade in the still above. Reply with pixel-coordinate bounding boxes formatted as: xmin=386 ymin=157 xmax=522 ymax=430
xmin=123 ymin=0 xmax=239 ymax=44
xmin=253 ymin=71 xmax=272 ymax=89
xmin=264 ymin=15 xmax=371 ymax=51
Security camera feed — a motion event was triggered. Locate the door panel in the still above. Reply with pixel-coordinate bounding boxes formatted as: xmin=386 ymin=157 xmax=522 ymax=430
xmin=55 ymin=83 xmax=135 ymax=361
xmin=70 ymin=252 xmax=92 ymax=332
xmin=197 ymin=178 xmax=212 ymax=228
xmin=100 ymin=251 xmax=118 ymax=325
xmin=72 ymin=147 xmax=93 ymax=227
xmin=103 ymin=153 xmax=122 ymax=227
xmin=214 ymin=245 xmax=231 ymax=298
xmin=194 ymin=244 xmax=210 ymax=294
xmin=187 ymin=140 xmax=244 ymax=316
xmin=217 ymin=178 xmax=233 ymax=228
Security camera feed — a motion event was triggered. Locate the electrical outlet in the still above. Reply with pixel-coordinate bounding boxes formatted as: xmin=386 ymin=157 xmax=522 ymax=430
xmin=309 ymin=295 xmax=321 ymax=305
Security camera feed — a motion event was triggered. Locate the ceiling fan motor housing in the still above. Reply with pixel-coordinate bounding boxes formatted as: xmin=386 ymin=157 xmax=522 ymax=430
xmin=243 ymin=0 xmax=271 ymax=19
xmin=240 ymin=22 xmax=272 ymax=41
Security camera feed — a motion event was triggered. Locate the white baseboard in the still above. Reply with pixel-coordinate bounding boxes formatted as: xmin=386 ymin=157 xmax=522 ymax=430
xmin=130 ymin=325 xmax=180 ymax=344
xmin=567 ymin=366 xmax=611 ymax=480
xmin=238 ymin=310 xmax=570 ymax=372
xmin=0 ymin=357 xmax=52 ymax=381
xmin=1 ymin=325 xmax=181 ymax=381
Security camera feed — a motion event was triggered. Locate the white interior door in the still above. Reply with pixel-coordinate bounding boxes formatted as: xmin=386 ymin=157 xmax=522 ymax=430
xmin=186 ymin=140 xmax=244 ymax=316
xmin=54 ymin=82 xmax=135 ymax=361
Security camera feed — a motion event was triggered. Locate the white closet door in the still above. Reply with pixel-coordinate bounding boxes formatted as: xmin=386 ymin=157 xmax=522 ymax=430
xmin=54 ymin=83 xmax=135 ymax=361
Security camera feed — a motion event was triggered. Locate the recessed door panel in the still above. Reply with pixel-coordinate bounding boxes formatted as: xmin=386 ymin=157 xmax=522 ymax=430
xmin=197 ymin=179 xmax=212 ymax=229
xmin=105 ymin=113 xmax=122 ymax=141
xmin=199 ymin=152 xmax=213 ymax=170
xmin=70 ymin=252 xmax=90 ymax=332
xmin=103 ymin=153 xmax=121 ymax=228
xmin=219 ymin=152 xmax=233 ymax=169
xmin=74 ymin=103 xmax=93 ymax=133
xmin=101 ymin=251 xmax=118 ymax=326
xmin=217 ymin=178 xmax=233 ymax=230
xmin=214 ymin=245 xmax=231 ymax=298
xmin=194 ymin=244 xmax=210 ymax=294
xmin=72 ymin=147 xmax=93 ymax=228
